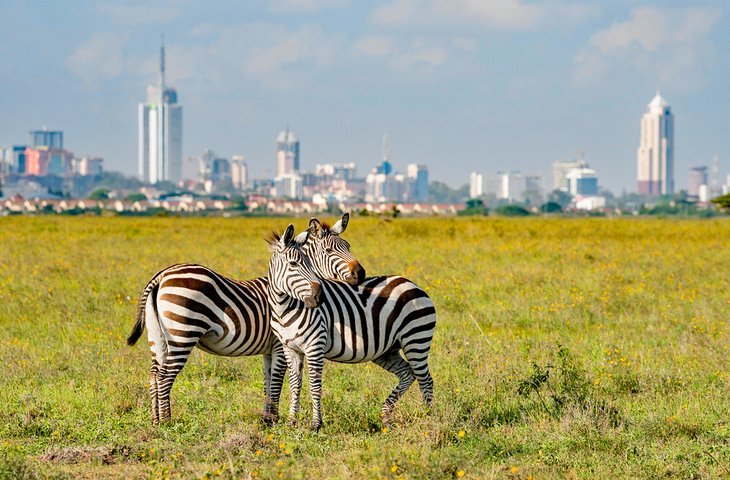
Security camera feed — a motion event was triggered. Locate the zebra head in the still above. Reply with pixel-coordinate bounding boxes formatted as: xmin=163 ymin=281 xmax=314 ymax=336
xmin=268 ymin=224 xmax=323 ymax=308
xmin=306 ymin=212 xmax=366 ymax=286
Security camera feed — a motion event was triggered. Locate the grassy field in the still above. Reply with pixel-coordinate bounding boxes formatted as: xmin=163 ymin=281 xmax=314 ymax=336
xmin=1 ymin=216 xmax=729 ymax=479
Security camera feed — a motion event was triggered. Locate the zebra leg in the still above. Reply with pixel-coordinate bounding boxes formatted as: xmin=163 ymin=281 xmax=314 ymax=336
xmin=146 ymin=304 xmax=167 ymax=426
xmin=262 ymin=352 xmax=274 ymax=424
xmin=304 ymin=346 xmax=325 ymax=432
xmin=283 ymin=346 xmax=304 ymax=425
xmin=268 ymin=340 xmax=287 ymax=424
xmin=156 ymin=343 xmax=197 ymax=423
xmin=402 ymin=346 xmax=434 ymax=408
xmin=372 ymin=350 xmax=416 ymax=425
xmin=149 ymin=361 xmax=161 ymax=425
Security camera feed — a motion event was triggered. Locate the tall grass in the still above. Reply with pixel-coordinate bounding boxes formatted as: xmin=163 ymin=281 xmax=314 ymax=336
xmin=1 ymin=216 xmax=728 ymax=479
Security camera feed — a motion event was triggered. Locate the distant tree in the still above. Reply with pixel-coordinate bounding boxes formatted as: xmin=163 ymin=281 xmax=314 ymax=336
xmin=494 ymin=204 xmax=531 ymax=217
xmin=125 ymin=192 xmax=147 ymax=202
xmin=229 ymin=195 xmax=248 ymax=211
xmin=540 ymin=201 xmax=563 ymax=213
xmin=547 ymin=189 xmax=572 ymax=208
xmin=457 ymin=198 xmax=489 ymax=216
xmin=89 ymin=188 xmax=110 ymax=200
xmin=711 ymin=193 xmax=730 ymax=210
xmin=428 ymin=181 xmax=470 ymax=204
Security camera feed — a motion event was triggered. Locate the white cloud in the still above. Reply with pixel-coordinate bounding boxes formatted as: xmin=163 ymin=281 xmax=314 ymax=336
xmin=65 ymin=32 xmax=131 ymax=89
xmin=574 ymin=7 xmax=721 ymax=90
xmin=370 ymin=0 xmax=597 ymax=30
xmin=392 ymin=42 xmax=449 ymax=70
xmin=354 ymin=36 xmax=395 ymax=56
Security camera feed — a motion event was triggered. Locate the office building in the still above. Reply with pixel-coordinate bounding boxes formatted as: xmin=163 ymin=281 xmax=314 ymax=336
xmin=407 ymin=164 xmax=429 ymax=202
xmin=637 ymin=92 xmax=674 ymax=195
xmin=231 ymin=155 xmax=247 ymax=190
xmin=276 ymin=128 xmax=299 ymax=176
xmin=29 ymin=129 xmax=63 ymax=149
xmin=552 ymin=159 xmax=587 ymax=192
xmin=565 ymin=167 xmax=599 ymax=196
xmin=688 ymin=166 xmax=708 ymax=197
xmin=138 ymin=38 xmax=183 ymax=184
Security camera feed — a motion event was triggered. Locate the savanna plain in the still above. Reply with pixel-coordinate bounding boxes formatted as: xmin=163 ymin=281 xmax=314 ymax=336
xmin=1 ymin=216 xmax=729 ymax=479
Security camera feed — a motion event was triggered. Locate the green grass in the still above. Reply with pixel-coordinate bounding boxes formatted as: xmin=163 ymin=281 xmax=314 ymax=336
xmin=1 ymin=216 xmax=729 ymax=479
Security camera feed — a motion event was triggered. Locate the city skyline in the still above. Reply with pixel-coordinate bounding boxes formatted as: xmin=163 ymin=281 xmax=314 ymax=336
xmin=1 ymin=1 xmax=729 ymax=192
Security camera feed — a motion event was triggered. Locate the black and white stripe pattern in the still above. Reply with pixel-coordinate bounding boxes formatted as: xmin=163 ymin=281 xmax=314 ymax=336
xmin=267 ymin=227 xmax=436 ymax=430
xmin=127 ymin=214 xmax=364 ymax=425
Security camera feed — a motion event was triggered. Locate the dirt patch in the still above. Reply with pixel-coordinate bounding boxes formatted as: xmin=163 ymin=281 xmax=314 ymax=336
xmin=219 ymin=432 xmax=264 ymax=453
xmin=40 ymin=445 xmax=132 ymax=465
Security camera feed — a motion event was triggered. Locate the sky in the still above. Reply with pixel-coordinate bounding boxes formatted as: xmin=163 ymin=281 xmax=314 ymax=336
xmin=1 ymin=0 xmax=729 ymax=193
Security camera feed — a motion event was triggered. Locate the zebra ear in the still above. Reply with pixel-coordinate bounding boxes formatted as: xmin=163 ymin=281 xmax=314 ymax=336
xmin=331 ymin=212 xmax=349 ymax=235
xmin=281 ymin=224 xmax=295 ymax=246
xmin=294 ymin=229 xmax=310 ymax=246
xmin=309 ymin=218 xmax=322 ymax=237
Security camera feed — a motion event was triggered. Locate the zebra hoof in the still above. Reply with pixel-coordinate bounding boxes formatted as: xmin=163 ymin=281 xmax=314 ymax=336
xmin=261 ymin=412 xmax=279 ymax=426
xmin=311 ymin=423 xmax=322 ymax=432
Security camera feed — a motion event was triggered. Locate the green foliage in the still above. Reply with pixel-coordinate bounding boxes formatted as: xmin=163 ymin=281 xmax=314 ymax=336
xmin=493 ymin=204 xmax=531 ymax=216
xmin=229 ymin=195 xmax=248 ymax=211
xmin=547 ymin=189 xmax=572 ymax=208
xmin=1 ymin=217 xmax=729 ymax=478
xmin=428 ymin=181 xmax=469 ymax=204
xmin=124 ymin=193 xmax=147 ymax=202
xmin=457 ymin=199 xmax=488 ymax=216
xmin=540 ymin=201 xmax=563 ymax=213
xmin=711 ymin=192 xmax=730 ymax=210
xmin=88 ymin=188 xmax=110 ymax=200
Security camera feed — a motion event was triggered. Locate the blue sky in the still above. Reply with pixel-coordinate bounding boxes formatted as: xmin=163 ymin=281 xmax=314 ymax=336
xmin=1 ymin=0 xmax=728 ymax=192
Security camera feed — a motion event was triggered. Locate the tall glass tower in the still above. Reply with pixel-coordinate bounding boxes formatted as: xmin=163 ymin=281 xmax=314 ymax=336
xmin=138 ymin=37 xmax=183 ymax=184
xmin=637 ymin=92 xmax=674 ymax=195
xmin=275 ymin=127 xmax=299 ymax=177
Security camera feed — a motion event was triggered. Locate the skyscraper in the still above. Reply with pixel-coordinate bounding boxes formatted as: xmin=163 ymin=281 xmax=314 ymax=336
xmin=637 ymin=92 xmax=674 ymax=195
xmin=275 ymin=128 xmax=299 ymax=176
xmin=138 ymin=37 xmax=183 ymax=184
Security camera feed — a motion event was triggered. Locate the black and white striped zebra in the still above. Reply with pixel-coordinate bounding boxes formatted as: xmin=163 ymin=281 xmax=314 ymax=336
xmin=267 ymin=224 xmax=436 ymax=431
xmin=127 ymin=214 xmax=363 ymax=425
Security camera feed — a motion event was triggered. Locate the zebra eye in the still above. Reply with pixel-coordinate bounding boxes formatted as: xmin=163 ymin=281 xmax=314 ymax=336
xmin=325 ymin=247 xmax=334 ymax=253
xmin=288 ymin=261 xmax=297 ymax=267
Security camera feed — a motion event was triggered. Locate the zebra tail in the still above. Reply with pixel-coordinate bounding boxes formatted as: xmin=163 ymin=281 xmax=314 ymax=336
xmin=127 ymin=270 xmax=164 ymax=346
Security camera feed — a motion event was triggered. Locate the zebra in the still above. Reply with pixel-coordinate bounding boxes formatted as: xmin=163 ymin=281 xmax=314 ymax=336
xmin=126 ymin=213 xmax=364 ymax=425
xmin=267 ymin=225 xmax=436 ymax=431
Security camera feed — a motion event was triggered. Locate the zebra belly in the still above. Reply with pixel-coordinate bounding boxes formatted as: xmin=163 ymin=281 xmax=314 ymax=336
xmin=197 ymin=332 xmax=273 ymax=357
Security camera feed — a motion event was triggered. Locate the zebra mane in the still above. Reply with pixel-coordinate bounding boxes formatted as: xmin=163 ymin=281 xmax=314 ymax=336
xmin=318 ymin=222 xmax=332 ymax=234
xmin=266 ymin=231 xmax=281 ymax=248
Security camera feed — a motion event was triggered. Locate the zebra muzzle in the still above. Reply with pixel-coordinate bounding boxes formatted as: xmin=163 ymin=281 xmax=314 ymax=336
xmin=347 ymin=261 xmax=366 ymax=286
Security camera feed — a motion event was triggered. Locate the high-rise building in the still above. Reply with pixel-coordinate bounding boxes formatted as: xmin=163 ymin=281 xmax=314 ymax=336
xmin=688 ymin=166 xmax=708 ymax=197
xmin=565 ymin=167 xmax=599 ymax=196
xmin=275 ymin=128 xmax=299 ymax=176
xmin=29 ymin=129 xmax=63 ymax=149
xmin=469 ymin=172 xmax=483 ymax=198
xmin=552 ymin=159 xmax=587 ymax=192
xmin=407 ymin=164 xmax=429 ymax=202
xmin=2 ymin=146 xmax=28 ymax=174
xmin=274 ymin=173 xmax=303 ymax=199
xmin=138 ymin=37 xmax=183 ymax=184
xmin=637 ymin=92 xmax=674 ymax=195
xmin=231 ymin=155 xmax=247 ymax=191
xmin=24 ymin=147 xmax=73 ymax=176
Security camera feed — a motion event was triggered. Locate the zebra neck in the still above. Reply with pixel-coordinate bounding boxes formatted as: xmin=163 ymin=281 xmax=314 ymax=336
xmin=266 ymin=277 xmax=300 ymax=320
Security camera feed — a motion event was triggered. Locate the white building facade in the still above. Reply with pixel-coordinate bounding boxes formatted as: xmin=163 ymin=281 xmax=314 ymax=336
xmin=138 ymin=41 xmax=183 ymax=185
xmin=637 ymin=92 xmax=674 ymax=195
